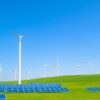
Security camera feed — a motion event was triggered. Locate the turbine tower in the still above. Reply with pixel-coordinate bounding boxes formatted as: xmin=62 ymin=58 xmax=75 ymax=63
xmin=56 ymin=58 xmax=60 ymax=76
xmin=43 ymin=64 xmax=48 ymax=78
xmin=76 ymin=64 xmax=81 ymax=75
xmin=88 ymin=60 xmax=93 ymax=74
xmin=27 ymin=71 xmax=31 ymax=80
xmin=0 ymin=65 xmax=2 ymax=81
xmin=0 ymin=65 xmax=2 ymax=72
xmin=14 ymin=69 xmax=17 ymax=81
xmin=16 ymin=34 xmax=24 ymax=84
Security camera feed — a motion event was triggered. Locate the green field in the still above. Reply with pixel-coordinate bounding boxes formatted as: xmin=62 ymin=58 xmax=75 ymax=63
xmin=1 ymin=74 xmax=100 ymax=100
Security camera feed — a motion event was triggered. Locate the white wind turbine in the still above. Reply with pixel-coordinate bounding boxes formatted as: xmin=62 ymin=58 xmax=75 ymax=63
xmin=14 ymin=69 xmax=17 ymax=81
xmin=0 ymin=65 xmax=2 ymax=81
xmin=16 ymin=34 xmax=24 ymax=84
xmin=88 ymin=60 xmax=93 ymax=74
xmin=27 ymin=71 xmax=31 ymax=80
xmin=0 ymin=65 xmax=2 ymax=71
xmin=56 ymin=58 xmax=60 ymax=76
xmin=76 ymin=64 xmax=81 ymax=68
xmin=43 ymin=64 xmax=48 ymax=78
xmin=76 ymin=64 xmax=81 ymax=75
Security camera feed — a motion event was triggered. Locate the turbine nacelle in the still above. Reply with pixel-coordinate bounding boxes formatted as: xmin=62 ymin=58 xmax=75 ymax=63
xmin=16 ymin=34 xmax=24 ymax=40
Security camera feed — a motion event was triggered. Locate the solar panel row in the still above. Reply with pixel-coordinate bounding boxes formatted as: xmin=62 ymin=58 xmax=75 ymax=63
xmin=31 ymin=83 xmax=61 ymax=87
xmin=0 ymin=87 xmax=68 ymax=93
xmin=87 ymin=87 xmax=100 ymax=92
xmin=0 ymin=83 xmax=61 ymax=88
xmin=0 ymin=94 xmax=6 ymax=100
xmin=0 ymin=84 xmax=69 ymax=93
xmin=7 ymin=89 xmax=66 ymax=93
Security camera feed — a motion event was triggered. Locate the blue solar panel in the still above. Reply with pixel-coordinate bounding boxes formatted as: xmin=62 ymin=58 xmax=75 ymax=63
xmin=0 ymin=83 xmax=69 ymax=93
xmin=34 ymin=89 xmax=40 ymax=92
xmin=31 ymin=83 xmax=61 ymax=88
xmin=54 ymin=88 xmax=62 ymax=92
xmin=13 ymin=89 xmax=19 ymax=93
xmin=87 ymin=87 xmax=100 ymax=92
xmin=18 ymin=89 xmax=24 ymax=93
xmin=61 ymin=88 xmax=69 ymax=92
xmin=13 ymin=87 xmax=18 ymax=90
xmin=7 ymin=89 xmax=13 ymax=92
xmin=6 ymin=87 xmax=12 ymax=89
xmin=0 ymin=94 xmax=5 ymax=98
xmin=0 ymin=90 xmax=5 ymax=92
xmin=18 ymin=87 xmax=23 ymax=89
xmin=0 ymin=94 xmax=6 ymax=100
xmin=23 ymin=87 xmax=29 ymax=90
xmin=29 ymin=90 xmax=34 ymax=92
xmin=24 ymin=89 xmax=30 ymax=93
xmin=39 ymin=89 xmax=47 ymax=93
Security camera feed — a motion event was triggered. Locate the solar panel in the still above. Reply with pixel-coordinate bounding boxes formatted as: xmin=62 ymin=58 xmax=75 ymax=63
xmin=34 ymin=89 xmax=39 ymax=92
xmin=0 ymin=94 xmax=6 ymax=100
xmin=87 ymin=87 xmax=100 ymax=92
xmin=24 ymin=89 xmax=30 ymax=93
xmin=0 ymin=83 xmax=69 ymax=93
xmin=39 ymin=89 xmax=47 ymax=93
xmin=13 ymin=89 xmax=19 ymax=93
xmin=0 ymin=89 xmax=5 ymax=92
xmin=18 ymin=89 xmax=24 ymax=93
xmin=7 ymin=89 xmax=13 ymax=92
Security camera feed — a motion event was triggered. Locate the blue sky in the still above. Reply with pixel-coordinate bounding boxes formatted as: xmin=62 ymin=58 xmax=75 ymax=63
xmin=0 ymin=0 xmax=100 ymax=81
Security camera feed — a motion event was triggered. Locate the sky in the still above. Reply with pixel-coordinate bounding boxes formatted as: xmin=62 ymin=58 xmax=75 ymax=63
xmin=0 ymin=0 xmax=100 ymax=81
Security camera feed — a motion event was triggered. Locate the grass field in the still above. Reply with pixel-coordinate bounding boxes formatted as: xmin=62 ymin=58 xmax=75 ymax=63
xmin=1 ymin=74 xmax=100 ymax=100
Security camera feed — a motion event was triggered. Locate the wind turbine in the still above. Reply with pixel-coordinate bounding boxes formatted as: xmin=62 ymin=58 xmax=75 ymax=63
xmin=16 ymin=34 xmax=24 ymax=84
xmin=76 ymin=64 xmax=81 ymax=75
xmin=88 ymin=61 xmax=93 ymax=67
xmin=43 ymin=64 xmax=48 ymax=78
xmin=88 ymin=60 xmax=93 ymax=74
xmin=27 ymin=71 xmax=31 ymax=80
xmin=76 ymin=64 xmax=81 ymax=68
xmin=0 ymin=65 xmax=2 ymax=72
xmin=14 ymin=69 xmax=17 ymax=81
xmin=0 ymin=65 xmax=2 ymax=81
xmin=56 ymin=58 xmax=60 ymax=76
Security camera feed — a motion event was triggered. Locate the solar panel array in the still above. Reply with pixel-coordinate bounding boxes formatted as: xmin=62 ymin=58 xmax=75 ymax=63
xmin=0 ymin=83 xmax=69 ymax=93
xmin=87 ymin=87 xmax=100 ymax=92
xmin=0 ymin=94 xmax=6 ymax=100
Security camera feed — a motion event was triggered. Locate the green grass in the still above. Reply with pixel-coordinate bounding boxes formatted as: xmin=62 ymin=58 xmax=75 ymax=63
xmin=2 ymin=74 xmax=100 ymax=100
